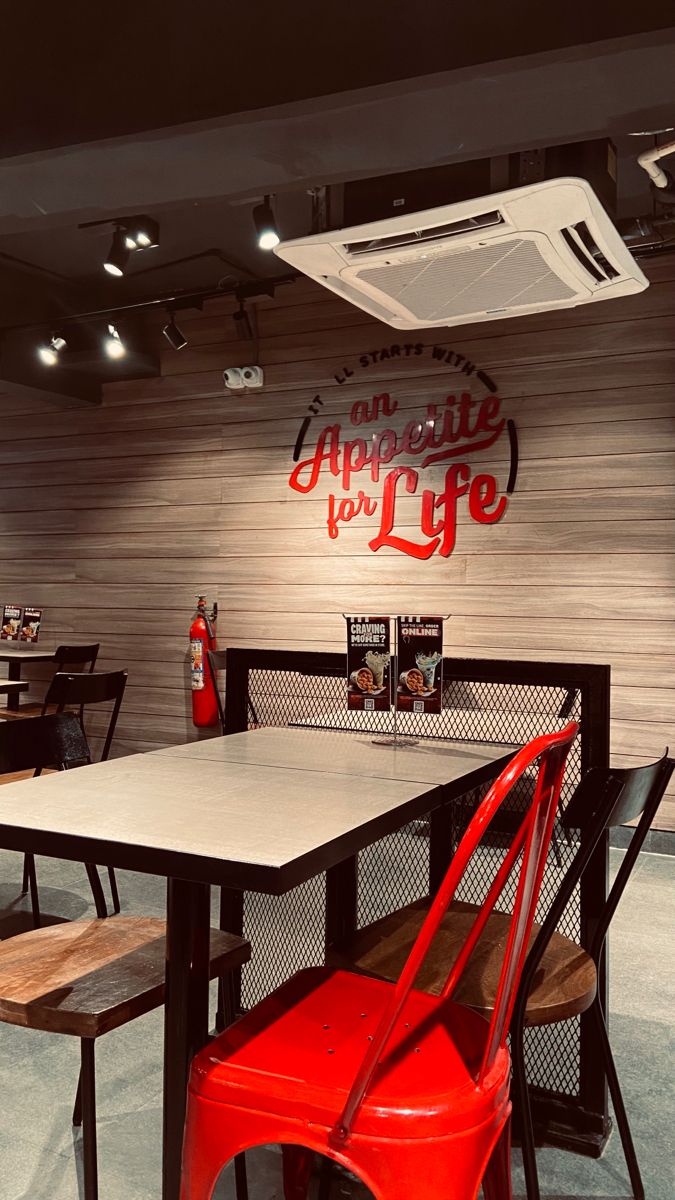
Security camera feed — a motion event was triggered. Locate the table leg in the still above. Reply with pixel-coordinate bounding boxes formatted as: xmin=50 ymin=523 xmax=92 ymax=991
xmin=6 ymin=661 xmax=21 ymax=711
xmin=162 ymin=877 xmax=211 ymax=1200
xmin=429 ymin=800 xmax=454 ymax=896
xmin=325 ymin=855 xmax=358 ymax=950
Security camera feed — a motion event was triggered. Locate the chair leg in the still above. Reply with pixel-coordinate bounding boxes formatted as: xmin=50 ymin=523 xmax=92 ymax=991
xmin=84 ymin=864 xmax=109 ymax=919
xmin=282 ymin=1145 xmax=315 ymax=1200
xmin=72 ymin=1071 xmax=83 ymax=1127
xmin=21 ymin=852 xmax=30 ymax=895
xmin=216 ymin=971 xmax=238 ymax=1035
xmin=80 ymin=1039 xmax=99 ymax=1200
xmin=234 ymin=1152 xmax=249 ymax=1200
xmin=26 ymin=854 xmax=41 ymax=929
xmin=212 ymin=977 xmax=249 ymax=1200
xmin=107 ymin=867 xmax=121 ymax=914
xmin=510 ymin=1020 xmax=540 ymax=1200
xmin=317 ymin=1155 xmax=334 ymax=1200
xmin=482 ymin=1116 xmax=513 ymax=1200
xmin=591 ymin=998 xmax=645 ymax=1200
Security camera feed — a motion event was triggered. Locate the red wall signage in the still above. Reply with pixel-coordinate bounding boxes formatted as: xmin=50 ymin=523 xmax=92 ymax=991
xmin=287 ymin=346 xmax=517 ymax=560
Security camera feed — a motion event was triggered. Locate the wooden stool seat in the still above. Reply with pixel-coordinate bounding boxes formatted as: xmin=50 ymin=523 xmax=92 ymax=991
xmin=328 ymin=899 xmax=597 ymax=1026
xmin=0 ymin=917 xmax=251 ymax=1039
xmin=0 ymin=701 xmax=56 ymax=720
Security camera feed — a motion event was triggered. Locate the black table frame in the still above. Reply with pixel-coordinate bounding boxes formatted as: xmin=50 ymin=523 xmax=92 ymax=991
xmin=223 ymin=647 xmax=611 ymax=1158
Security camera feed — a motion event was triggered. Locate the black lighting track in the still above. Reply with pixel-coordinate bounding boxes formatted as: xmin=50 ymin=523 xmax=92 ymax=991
xmin=0 ymin=273 xmax=300 ymax=337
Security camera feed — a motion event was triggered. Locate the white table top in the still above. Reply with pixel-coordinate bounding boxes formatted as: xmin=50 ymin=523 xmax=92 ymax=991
xmin=0 ymin=726 xmax=514 ymax=892
xmin=158 ymin=726 xmax=517 ymax=788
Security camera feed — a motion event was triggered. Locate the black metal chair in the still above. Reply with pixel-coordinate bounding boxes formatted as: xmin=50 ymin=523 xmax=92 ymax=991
xmin=42 ymin=643 xmax=101 ymax=717
xmin=0 ymin=712 xmax=111 ymax=927
xmin=511 ymin=748 xmax=674 ymax=1200
xmin=0 ymin=643 xmax=100 ymax=721
xmin=327 ymin=750 xmax=673 ymax=1200
xmin=10 ymin=671 xmax=128 ymax=923
xmin=47 ymin=668 xmax=127 ymax=763
xmin=0 ymin=713 xmax=250 ymax=1200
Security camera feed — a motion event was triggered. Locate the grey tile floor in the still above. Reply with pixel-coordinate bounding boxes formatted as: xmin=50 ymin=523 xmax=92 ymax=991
xmin=0 ymin=848 xmax=672 ymax=1200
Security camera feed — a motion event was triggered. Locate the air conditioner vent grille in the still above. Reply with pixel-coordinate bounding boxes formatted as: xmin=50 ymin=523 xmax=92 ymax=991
xmin=343 ymin=210 xmax=504 ymax=255
xmin=357 ymin=239 xmax=576 ymax=321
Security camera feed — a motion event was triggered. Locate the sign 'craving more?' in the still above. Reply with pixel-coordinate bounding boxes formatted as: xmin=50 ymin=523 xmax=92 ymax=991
xmin=287 ymin=346 xmax=518 ymax=561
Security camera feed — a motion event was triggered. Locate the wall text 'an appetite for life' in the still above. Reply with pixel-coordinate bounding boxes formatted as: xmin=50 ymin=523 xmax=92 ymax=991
xmin=287 ymin=386 xmax=513 ymax=560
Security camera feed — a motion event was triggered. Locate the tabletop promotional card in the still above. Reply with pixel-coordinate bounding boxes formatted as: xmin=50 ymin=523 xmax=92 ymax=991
xmin=1 ymin=604 xmax=22 ymax=641
xmin=396 ymin=616 xmax=444 ymax=714
xmin=346 ymin=615 xmax=392 ymax=711
xmin=19 ymin=607 xmax=43 ymax=644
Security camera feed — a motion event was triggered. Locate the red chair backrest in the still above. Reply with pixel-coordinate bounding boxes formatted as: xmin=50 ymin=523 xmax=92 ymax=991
xmin=335 ymin=722 xmax=578 ymax=1141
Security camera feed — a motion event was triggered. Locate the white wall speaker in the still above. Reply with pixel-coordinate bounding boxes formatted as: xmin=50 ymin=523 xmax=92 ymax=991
xmin=223 ymin=367 xmax=245 ymax=391
xmin=241 ymin=365 xmax=264 ymax=389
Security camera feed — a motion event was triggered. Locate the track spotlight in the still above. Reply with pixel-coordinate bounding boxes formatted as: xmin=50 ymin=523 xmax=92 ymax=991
xmin=103 ymin=323 xmax=126 ymax=359
xmin=37 ymin=333 xmax=67 ymax=365
xmin=103 ymin=229 xmax=130 ymax=276
xmin=102 ymin=216 xmax=159 ymax=275
xmin=124 ymin=216 xmax=160 ymax=250
xmin=253 ymin=196 xmax=280 ymax=250
xmin=162 ymin=314 xmax=187 ymax=350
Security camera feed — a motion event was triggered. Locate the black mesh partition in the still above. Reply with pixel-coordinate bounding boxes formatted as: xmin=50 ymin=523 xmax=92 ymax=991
xmin=223 ymin=648 xmax=610 ymax=1154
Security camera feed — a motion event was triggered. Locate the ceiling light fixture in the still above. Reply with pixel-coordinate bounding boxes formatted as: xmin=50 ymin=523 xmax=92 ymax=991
xmin=103 ymin=228 xmax=130 ymax=277
xmin=37 ymin=333 xmax=67 ymax=366
xmin=91 ymin=215 xmax=160 ymax=275
xmin=253 ymin=196 xmax=280 ymax=251
xmin=103 ymin=323 xmax=126 ymax=359
xmin=124 ymin=216 xmax=160 ymax=250
xmin=162 ymin=314 xmax=188 ymax=350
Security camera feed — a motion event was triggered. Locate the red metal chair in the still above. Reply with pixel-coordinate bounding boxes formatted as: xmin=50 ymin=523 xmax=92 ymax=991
xmin=181 ymin=722 xmax=578 ymax=1200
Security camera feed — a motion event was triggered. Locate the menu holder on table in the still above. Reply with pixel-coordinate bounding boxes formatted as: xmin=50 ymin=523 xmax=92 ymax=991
xmin=344 ymin=613 xmax=449 ymax=748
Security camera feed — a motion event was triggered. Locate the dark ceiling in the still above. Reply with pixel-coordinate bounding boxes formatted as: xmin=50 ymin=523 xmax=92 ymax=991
xmin=5 ymin=3 xmax=673 ymax=156
xmin=1 ymin=6 xmax=674 ymax=401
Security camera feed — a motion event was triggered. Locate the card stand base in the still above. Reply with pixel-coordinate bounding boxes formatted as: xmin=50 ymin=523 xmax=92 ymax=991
xmin=371 ymin=735 xmax=419 ymax=748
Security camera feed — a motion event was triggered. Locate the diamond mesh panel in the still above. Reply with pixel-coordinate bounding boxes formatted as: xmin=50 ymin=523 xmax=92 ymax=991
xmin=233 ymin=661 xmax=587 ymax=1106
xmin=241 ymin=875 xmax=326 ymax=1010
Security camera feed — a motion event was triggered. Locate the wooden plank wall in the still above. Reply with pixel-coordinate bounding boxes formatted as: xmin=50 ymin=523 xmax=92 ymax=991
xmin=1 ymin=259 xmax=674 ymax=827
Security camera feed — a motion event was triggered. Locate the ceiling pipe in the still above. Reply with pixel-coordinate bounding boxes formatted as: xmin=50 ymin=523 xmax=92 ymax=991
xmin=637 ymin=136 xmax=675 ymax=188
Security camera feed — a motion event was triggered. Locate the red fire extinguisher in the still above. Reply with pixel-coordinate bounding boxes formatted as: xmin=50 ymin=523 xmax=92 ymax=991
xmin=190 ymin=596 xmax=219 ymax=727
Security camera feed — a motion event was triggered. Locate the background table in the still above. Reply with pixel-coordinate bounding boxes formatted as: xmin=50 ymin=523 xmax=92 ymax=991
xmin=0 ymin=647 xmax=58 ymax=710
xmin=0 ymin=680 xmax=28 ymax=699
xmin=0 ymin=725 xmax=514 ymax=1200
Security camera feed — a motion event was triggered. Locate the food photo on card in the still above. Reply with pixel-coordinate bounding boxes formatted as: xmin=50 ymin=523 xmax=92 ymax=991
xmin=346 ymin=615 xmax=392 ymax=712
xmin=396 ymin=616 xmax=444 ymax=714
xmin=19 ymin=607 xmax=43 ymax=643
xmin=1 ymin=604 xmax=22 ymax=641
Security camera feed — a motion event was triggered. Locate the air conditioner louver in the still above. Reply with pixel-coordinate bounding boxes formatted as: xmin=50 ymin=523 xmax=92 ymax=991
xmin=275 ymin=178 xmax=648 ymax=329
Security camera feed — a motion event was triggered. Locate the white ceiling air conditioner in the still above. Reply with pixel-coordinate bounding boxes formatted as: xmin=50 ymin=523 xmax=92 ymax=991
xmin=274 ymin=177 xmax=648 ymax=329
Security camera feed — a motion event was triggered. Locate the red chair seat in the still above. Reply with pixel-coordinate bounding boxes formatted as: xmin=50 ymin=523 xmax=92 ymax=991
xmin=189 ymin=967 xmax=510 ymax=1139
